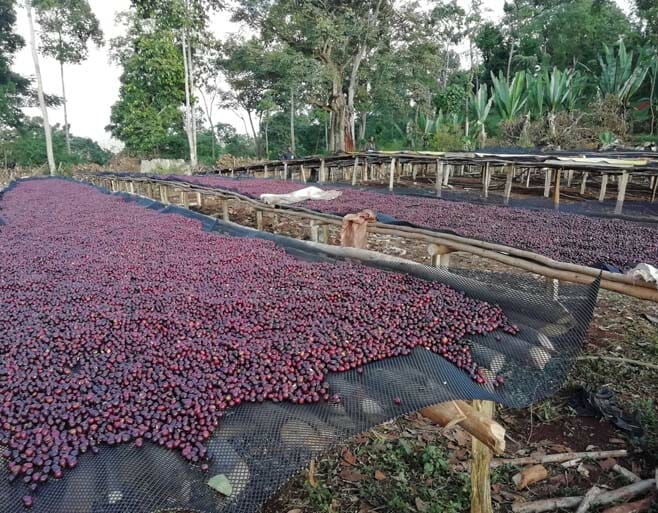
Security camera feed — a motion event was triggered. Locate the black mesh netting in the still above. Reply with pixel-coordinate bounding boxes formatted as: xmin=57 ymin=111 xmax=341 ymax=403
xmin=0 ymin=178 xmax=600 ymax=513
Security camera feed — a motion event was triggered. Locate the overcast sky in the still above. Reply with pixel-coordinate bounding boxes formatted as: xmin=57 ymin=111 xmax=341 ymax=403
xmin=11 ymin=0 xmax=630 ymax=151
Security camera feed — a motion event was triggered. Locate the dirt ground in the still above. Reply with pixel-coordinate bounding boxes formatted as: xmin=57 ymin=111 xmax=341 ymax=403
xmin=180 ymin=188 xmax=658 ymax=513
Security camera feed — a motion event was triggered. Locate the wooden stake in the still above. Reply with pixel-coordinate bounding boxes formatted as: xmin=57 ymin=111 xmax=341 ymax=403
xmin=483 ymin=163 xmax=490 ymax=199
xmin=544 ymin=169 xmax=552 ymax=198
xmin=580 ymin=173 xmax=588 ymax=195
xmin=615 ymin=171 xmax=629 ymax=215
xmin=504 ymin=166 xmax=514 ymax=205
xmin=526 ymin=168 xmax=531 ymax=188
xmin=319 ymin=159 xmax=326 ymax=184
xmin=301 ymin=164 xmax=307 ymax=183
xmin=256 ymin=210 xmax=264 ymax=231
xmin=553 ymin=169 xmax=561 ymax=209
xmin=436 ymin=160 xmax=444 ymax=197
xmin=389 ymin=158 xmax=396 ymax=191
xmin=352 ymin=157 xmax=359 ymax=186
xmin=567 ymin=169 xmax=574 ymax=188
xmin=471 ymin=400 xmax=494 ymax=513
xmin=222 ymin=199 xmax=230 ymax=221
xmin=443 ymin=163 xmax=451 ymax=186
xmin=599 ymin=174 xmax=608 ymax=202
xmin=180 ymin=190 xmax=189 ymax=208
xmin=283 ymin=162 xmax=288 ymax=180
xmin=196 ymin=192 xmax=203 ymax=207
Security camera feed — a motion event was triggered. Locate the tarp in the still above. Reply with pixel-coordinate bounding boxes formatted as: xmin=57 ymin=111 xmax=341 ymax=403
xmin=260 ymin=186 xmax=342 ymax=205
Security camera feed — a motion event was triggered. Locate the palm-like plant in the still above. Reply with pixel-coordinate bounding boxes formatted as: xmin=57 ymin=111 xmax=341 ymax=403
xmin=470 ymin=85 xmax=493 ymax=148
xmin=598 ymin=40 xmax=649 ymax=107
xmin=491 ymin=70 xmax=528 ymax=121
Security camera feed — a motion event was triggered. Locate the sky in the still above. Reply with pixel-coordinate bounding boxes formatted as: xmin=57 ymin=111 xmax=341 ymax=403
xmin=11 ymin=0 xmax=631 ymax=151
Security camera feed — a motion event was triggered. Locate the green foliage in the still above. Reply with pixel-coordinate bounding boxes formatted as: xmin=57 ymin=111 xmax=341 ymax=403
xmin=0 ymin=0 xmax=31 ymax=130
xmin=4 ymin=118 xmax=110 ymax=168
xmin=108 ymin=30 xmax=186 ymax=158
xmin=33 ymin=0 xmax=103 ymax=65
xmin=433 ymin=85 xmax=468 ymax=116
xmin=491 ymin=70 xmax=528 ymax=121
xmin=598 ymin=40 xmax=650 ymax=106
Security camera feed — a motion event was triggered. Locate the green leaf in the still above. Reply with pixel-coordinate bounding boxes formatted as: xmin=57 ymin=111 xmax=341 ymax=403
xmin=207 ymin=474 xmax=233 ymax=496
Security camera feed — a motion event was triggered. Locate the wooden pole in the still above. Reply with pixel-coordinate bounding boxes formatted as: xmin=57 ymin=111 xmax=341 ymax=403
xmin=319 ymin=159 xmax=326 ymax=184
xmin=436 ymin=160 xmax=444 ymax=198
xmin=504 ymin=166 xmax=514 ymax=205
xmin=222 ymin=199 xmax=230 ymax=221
xmin=443 ymin=163 xmax=451 ymax=186
xmin=470 ymin=400 xmax=495 ymax=513
xmin=352 ymin=157 xmax=359 ymax=186
xmin=301 ymin=164 xmax=307 ymax=183
xmin=580 ymin=173 xmax=588 ymax=195
xmin=553 ymin=169 xmax=561 ymax=209
xmin=652 ymin=176 xmax=658 ymax=203
xmin=180 ymin=190 xmax=189 ymax=208
xmin=256 ymin=210 xmax=264 ymax=231
xmin=614 ymin=171 xmax=629 ymax=215
xmin=196 ymin=192 xmax=203 ymax=208
xmin=389 ymin=158 xmax=396 ymax=191
xmin=264 ymin=164 xmax=269 ymax=178
xmin=599 ymin=174 xmax=608 ymax=202
xmin=283 ymin=162 xmax=288 ymax=180
xmin=567 ymin=169 xmax=574 ymax=187
xmin=483 ymin=163 xmax=490 ymax=199
xmin=544 ymin=169 xmax=552 ymax=198
xmin=526 ymin=168 xmax=531 ymax=188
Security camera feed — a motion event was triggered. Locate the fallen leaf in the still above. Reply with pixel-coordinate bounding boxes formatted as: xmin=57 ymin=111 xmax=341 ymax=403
xmin=513 ymin=465 xmax=549 ymax=490
xmin=341 ymin=448 xmax=357 ymax=466
xmin=415 ymin=497 xmax=429 ymax=512
xmin=308 ymin=460 xmax=317 ymax=488
xmin=339 ymin=469 xmax=366 ymax=482
xmin=374 ymin=470 xmax=386 ymax=481
xmin=207 ymin=474 xmax=233 ymax=496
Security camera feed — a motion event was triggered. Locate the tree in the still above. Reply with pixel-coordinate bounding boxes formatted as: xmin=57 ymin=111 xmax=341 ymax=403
xmin=108 ymin=29 xmax=186 ymax=157
xmin=33 ymin=0 xmax=103 ymax=154
xmin=25 ymin=0 xmax=56 ymax=175
xmin=0 ymin=0 xmax=31 ymax=130
xmin=234 ymin=0 xmax=393 ymax=153
xmin=131 ymin=0 xmax=224 ymax=169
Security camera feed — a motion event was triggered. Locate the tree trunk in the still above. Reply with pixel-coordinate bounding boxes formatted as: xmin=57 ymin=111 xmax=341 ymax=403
xmin=650 ymin=63 xmax=657 ymax=136
xmin=182 ymin=36 xmax=194 ymax=166
xmin=325 ymin=114 xmax=329 ymax=153
xmin=186 ymin=39 xmax=198 ymax=169
xmin=265 ymin=114 xmax=269 ymax=159
xmin=358 ymin=111 xmax=367 ymax=144
xmin=290 ymin=87 xmax=296 ymax=154
xmin=246 ymin=109 xmax=261 ymax=158
xmin=26 ymin=0 xmax=55 ymax=176
xmin=345 ymin=44 xmax=367 ymax=153
xmin=506 ymin=39 xmax=515 ymax=82
xmin=58 ymin=58 xmax=70 ymax=154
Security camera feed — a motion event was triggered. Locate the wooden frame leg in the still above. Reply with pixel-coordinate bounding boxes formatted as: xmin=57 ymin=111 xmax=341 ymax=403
xmin=471 ymin=400 xmax=494 ymax=513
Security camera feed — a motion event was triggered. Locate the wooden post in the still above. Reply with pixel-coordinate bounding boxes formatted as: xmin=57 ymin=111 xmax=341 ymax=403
xmin=615 ymin=171 xmax=629 ymax=215
xmin=160 ymin=185 xmax=169 ymax=204
xmin=545 ymin=277 xmax=559 ymax=300
xmin=443 ymin=163 xmax=451 ymax=186
xmin=567 ymin=169 xmax=574 ymax=187
xmin=503 ymin=166 xmax=513 ymax=205
xmin=436 ymin=160 xmax=444 ymax=198
xmin=352 ymin=157 xmax=359 ymax=186
xmin=389 ymin=158 xmax=396 ymax=191
xmin=129 ymin=182 xmax=135 ymax=194
xmin=553 ymin=169 xmax=561 ymax=210
xmin=525 ymin=168 xmax=531 ymax=188
xmin=196 ymin=192 xmax=203 ymax=208
xmin=283 ymin=162 xmax=288 ymax=180
xmin=301 ymin=164 xmax=307 ymax=183
xmin=483 ymin=163 xmax=490 ymax=199
xmin=319 ymin=159 xmax=326 ymax=184
xmin=363 ymin=160 xmax=369 ymax=182
xmin=652 ymin=176 xmax=658 ymax=203
xmin=256 ymin=210 xmax=264 ymax=231
xmin=180 ymin=190 xmax=189 ymax=208
xmin=471 ymin=400 xmax=494 ymax=513
xmin=264 ymin=165 xmax=269 ymax=178
xmin=543 ymin=169 xmax=552 ymax=198
xmin=310 ymin=220 xmax=320 ymax=242
xmin=599 ymin=174 xmax=608 ymax=202
xmin=580 ymin=172 xmax=588 ymax=195
xmin=650 ymin=176 xmax=655 ymax=191
xmin=428 ymin=243 xmax=452 ymax=269
xmin=222 ymin=199 xmax=230 ymax=221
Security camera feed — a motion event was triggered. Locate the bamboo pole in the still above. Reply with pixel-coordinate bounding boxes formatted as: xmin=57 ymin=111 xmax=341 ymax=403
xmin=599 ymin=174 xmax=608 ymax=202
xmin=352 ymin=157 xmax=359 ymax=186
xmin=544 ymin=169 xmax=552 ymax=198
xmin=580 ymin=173 xmax=588 ymax=195
xmin=504 ymin=166 xmax=514 ymax=205
xmin=553 ymin=169 xmax=561 ymax=209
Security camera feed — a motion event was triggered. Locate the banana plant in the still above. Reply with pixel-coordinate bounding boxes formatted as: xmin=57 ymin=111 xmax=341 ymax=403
xmin=470 ymin=85 xmax=493 ymax=148
xmin=598 ymin=40 xmax=649 ymax=107
xmin=491 ymin=70 xmax=528 ymax=121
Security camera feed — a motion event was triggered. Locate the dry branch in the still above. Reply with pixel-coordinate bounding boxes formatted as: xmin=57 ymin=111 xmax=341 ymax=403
xmin=492 ymin=449 xmax=628 ymax=468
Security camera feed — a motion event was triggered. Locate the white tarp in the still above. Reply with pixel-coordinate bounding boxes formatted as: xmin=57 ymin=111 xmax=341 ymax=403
xmin=260 ymin=186 xmax=343 ymax=206
xmin=626 ymin=263 xmax=658 ymax=288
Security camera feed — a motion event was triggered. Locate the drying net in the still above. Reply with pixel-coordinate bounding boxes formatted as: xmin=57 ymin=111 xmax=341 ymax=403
xmin=0 ymin=178 xmax=599 ymax=513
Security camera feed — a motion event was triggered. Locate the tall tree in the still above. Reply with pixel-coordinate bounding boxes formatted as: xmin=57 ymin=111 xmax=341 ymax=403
xmin=131 ymin=0 xmax=223 ymax=169
xmin=25 ymin=0 xmax=56 ymax=175
xmin=1 ymin=0 xmax=31 ymax=131
xmin=108 ymin=27 xmax=186 ymax=157
xmin=33 ymin=0 xmax=103 ymax=154
xmin=234 ymin=0 xmax=393 ymax=153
